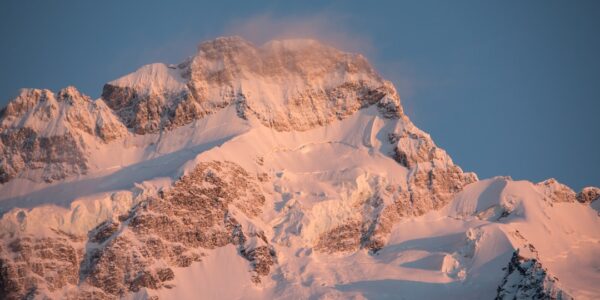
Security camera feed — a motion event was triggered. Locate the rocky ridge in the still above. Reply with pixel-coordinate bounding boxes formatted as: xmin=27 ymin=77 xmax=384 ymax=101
xmin=496 ymin=250 xmax=572 ymax=300
xmin=0 ymin=87 xmax=125 ymax=183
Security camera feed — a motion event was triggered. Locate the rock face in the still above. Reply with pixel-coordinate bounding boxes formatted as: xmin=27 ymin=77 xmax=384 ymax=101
xmin=101 ymin=63 xmax=190 ymax=134
xmin=0 ymin=232 xmax=85 ymax=299
xmin=536 ymin=179 xmax=578 ymax=203
xmin=0 ymin=87 xmax=126 ymax=183
xmin=0 ymin=126 xmax=87 ymax=183
xmin=388 ymin=125 xmax=478 ymax=214
xmin=496 ymin=251 xmax=572 ymax=300
xmin=0 ymin=160 xmax=272 ymax=299
xmin=577 ymin=186 xmax=600 ymax=204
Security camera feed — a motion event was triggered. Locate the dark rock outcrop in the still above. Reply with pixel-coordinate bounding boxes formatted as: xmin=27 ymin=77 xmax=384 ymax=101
xmin=313 ymin=126 xmax=477 ymax=254
xmin=577 ymin=186 xmax=600 ymax=204
xmin=0 ymin=160 xmax=272 ymax=299
xmin=0 ymin=232 xmax=86 ymax=299
xmin=102 ymin=37 xmax=403 ymax=134
xmin=496 ymin=251 xmax=572 ymax=300
xmin=0 ymin=87 xmax=126 ymax=184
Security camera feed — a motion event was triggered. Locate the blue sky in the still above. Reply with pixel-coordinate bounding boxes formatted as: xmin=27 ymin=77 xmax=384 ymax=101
xmin=1 ymin=1 xmax=598 ymax=190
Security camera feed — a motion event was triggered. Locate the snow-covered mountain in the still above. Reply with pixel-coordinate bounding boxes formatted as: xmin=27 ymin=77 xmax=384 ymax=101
xmin=0 ymin=36 xmax=598 ymax=300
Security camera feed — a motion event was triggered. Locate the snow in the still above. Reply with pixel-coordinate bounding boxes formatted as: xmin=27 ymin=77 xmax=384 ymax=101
xmin=445 ymin=177 xmax=600 ymax=299
xmin=151 ymin=246 xmax=264 ymax=300
xmin=0 ymin=191 xmax=137 ymax=237
xmin=0 ymin=87 xmax=123 ymax=138
xmin=0 ymin=105 xmax=249 ymax=205
xmin=108 ymin=63 xmax=187 ymax=96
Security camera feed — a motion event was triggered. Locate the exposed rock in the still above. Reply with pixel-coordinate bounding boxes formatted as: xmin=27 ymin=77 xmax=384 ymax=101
xmin=0 ymin=160 xmax=271 ymax=299
xmin=577 ymin=186 xmax=600 ymax=204
xmin=0 ymin=87 xmax=126 ymax=184
xmin=315 ymin=220 xmax=363 ymax=253
xmin=496 ymin=250 xmax=572 ymax=300
xmin=388 ymin=126 xmax=477 ymax=214
xmin=240 ymin=238 xmax=277 ymax=284
xmin=84 ymin=160 xmax=269 ymax=296
xmin=0 ymin=127 xmax=87 ymax=183
xmin=88 ymin=220 xmax=120 ymax=244
xmin=101 ymin=83 xmax=192 ymax=135
xmin=0 ymin=233 xmax=84 ymax=300
xmin=1 ymin=87 xmax=126 ymax=142
xmin=537 ymin=179 xmax=578 ymax=203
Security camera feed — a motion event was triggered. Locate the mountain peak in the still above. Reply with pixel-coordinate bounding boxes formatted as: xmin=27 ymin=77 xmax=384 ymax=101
xmin=102 ymin=36 xmax=400 ymax=134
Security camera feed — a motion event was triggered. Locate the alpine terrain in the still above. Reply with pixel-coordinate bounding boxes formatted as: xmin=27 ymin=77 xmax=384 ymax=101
xmin=0 ymin=36 xmax=599 ymax=300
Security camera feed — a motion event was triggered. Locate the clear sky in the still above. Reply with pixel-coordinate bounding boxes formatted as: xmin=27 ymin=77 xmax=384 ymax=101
xmin=1 ymin=1 xmax=598 ymax=190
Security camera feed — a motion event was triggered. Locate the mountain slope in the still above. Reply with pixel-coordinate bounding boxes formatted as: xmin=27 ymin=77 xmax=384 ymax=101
xmin=0 ymin=37 xmax=598 ymax=300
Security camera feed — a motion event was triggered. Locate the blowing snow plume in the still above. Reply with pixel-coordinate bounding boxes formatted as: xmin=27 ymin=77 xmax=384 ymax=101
xmin=223 ymin=13 xmax=374 ymax=55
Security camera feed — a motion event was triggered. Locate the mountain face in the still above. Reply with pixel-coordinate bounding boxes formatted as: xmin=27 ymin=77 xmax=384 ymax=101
xmin=101 ymin=37 xmax=400 ymax=134
xmin=0 ymin=87 xmax=126 ymax=183
xmin=0 ymin=37 xmax=598 ymax=300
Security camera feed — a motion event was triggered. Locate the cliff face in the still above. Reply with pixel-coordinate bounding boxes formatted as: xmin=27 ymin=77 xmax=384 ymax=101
xmin=496 ymin=251 xmax=572 ymax=300
xmin=0 ymin=87 xmax=125 ymax=183
xmin=0 ymin=37 xmax=598 ymax=300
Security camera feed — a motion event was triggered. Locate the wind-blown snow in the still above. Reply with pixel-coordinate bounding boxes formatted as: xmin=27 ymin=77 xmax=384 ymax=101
xmin=108 ymin=63 xmax=187 ymax=96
